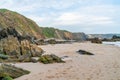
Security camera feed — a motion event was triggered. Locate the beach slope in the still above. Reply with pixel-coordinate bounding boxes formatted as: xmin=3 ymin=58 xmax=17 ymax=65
xmin=15 ymin=42 xmax=120 ymax=80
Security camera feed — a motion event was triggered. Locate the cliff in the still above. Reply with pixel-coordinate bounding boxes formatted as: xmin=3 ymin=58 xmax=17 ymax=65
xmin=0 ymin=9 xmax=87 ymax=41
xmin=72 ymin=32 xmax=87 ymax=41
xmin=0 ymin=9 xmax=43 ymax=39
xmin=41 ymin=27 xmax=73 ymax=40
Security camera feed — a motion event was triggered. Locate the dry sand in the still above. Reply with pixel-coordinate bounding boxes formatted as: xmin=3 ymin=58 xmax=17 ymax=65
xmin=15 ymin=42 xmax=120 ymax=80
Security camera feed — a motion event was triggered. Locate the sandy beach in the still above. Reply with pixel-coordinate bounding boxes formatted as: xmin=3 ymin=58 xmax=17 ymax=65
xmin=15 ymin=42 xmax=120 ymax=80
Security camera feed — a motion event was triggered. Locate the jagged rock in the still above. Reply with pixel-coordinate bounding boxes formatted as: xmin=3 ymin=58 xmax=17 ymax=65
xmin=0 ymin=36 xmax=21 ymax=58
xmin=0 ymin=27 xmax=43 ymax=62
xmin=17 ymin=40 xmax=43 ymax=62
xmin=20 ymin=40 xmax=31 ymax=55
xmin=30 ymin=44 xmax=43 ymax=57
xmin=0 ymin=64 xmax=30 ymax=79
xmin=0 ymin=27 xmax=21 ymax=40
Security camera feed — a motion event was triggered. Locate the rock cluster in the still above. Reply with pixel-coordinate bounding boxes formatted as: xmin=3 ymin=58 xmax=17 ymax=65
xmin=0 ymin=27 xmax=43 ymax=62
xmin=90 ymin=38 xmax=102 ymax=44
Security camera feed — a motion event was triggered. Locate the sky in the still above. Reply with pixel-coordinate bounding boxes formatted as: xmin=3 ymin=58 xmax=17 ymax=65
xmin=0 ymin=0 xmax=120 ymax=34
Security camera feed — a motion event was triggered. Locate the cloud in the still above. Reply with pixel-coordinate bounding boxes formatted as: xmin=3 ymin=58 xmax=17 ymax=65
xmin=53 ymin=12 xmax=114 ymax=26
xmin=0 ymin=0 xmax=120 ymax=33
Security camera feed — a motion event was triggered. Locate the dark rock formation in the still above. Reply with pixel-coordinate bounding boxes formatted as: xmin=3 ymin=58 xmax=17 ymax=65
xmin=77 ymin=50 xmax=94 ymax=55
xmin=0 ymin=27 xmax=20 ymax=40
xmin=90 ymin=38 xmax=102 ymax=44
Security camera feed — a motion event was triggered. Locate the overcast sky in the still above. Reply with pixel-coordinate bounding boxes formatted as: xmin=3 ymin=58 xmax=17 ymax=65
xmin=0 ymin=0 xmax=120 ymax=34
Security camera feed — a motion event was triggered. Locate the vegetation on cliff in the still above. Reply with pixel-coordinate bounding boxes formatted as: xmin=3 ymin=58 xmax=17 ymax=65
xmin=41 ymin=27 xmax=73 ymax=40
xmin=0 ymin=9 xmax=43 ymax=39
xmin=0 ymin=9 xmax=88 ymax=41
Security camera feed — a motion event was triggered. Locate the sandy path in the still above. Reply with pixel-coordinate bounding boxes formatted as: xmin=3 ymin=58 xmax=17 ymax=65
xmin=15 ymin=42 xmax=120 ymax=80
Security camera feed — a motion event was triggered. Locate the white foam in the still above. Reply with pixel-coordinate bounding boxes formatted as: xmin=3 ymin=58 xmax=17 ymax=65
xmin=103 ymin=41 xmax=120 ymax=47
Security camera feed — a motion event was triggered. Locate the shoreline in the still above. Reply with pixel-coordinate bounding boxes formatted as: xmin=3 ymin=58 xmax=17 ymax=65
xmin=14 ymin=42 xmax=120 ymax=80
xmin=103 ymin=41 xmax=120 ymax=47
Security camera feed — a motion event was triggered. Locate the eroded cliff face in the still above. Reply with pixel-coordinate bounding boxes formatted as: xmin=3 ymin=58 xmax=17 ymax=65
xmin=41 ymin=27 xmax=87 ymax=40
xmin=0 ymin=9 xmax=44 ymax=39
xmin=0 ymin=9 xmax=87 ymax=41
xmin=72 ymin=33 xmax=88 ymax=41
xmin=41 ymin=27 xmax=73 ymax=40
xmin=55 ymin=30 xmax=73 ymax=40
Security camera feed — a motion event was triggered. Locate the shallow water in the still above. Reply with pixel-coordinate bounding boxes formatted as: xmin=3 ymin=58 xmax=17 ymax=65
xmin=103 ymin=41 xmax=120 ymax=47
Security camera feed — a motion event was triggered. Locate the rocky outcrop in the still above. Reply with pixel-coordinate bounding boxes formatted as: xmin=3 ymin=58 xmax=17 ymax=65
xmin=90 ymin=38 xmax=102 ymax=44
xmin=0 ymin=64 xmax=30 ymax=79
xmin=0 ymin=27 xmax=43 ymax=62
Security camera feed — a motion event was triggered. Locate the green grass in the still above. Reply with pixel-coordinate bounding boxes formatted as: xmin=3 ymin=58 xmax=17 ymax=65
xmin=0 ymin=9 xmax=8 ymax=13
xmin=2 ymin=76 xmax=13 ymax=80
xmin=42 ymin=27 xmax=56 ymax=38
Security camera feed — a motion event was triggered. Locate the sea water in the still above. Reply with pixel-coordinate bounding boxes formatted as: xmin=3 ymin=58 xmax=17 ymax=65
xmin=103 ymin=41 xmax=120 ymax=47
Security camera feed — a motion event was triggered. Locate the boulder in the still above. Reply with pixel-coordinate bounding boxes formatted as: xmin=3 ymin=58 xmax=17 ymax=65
xmin=77 ymin=50 xmax=94 ymax=55
xmin=39 ymin=54 xmax=65 ymax=64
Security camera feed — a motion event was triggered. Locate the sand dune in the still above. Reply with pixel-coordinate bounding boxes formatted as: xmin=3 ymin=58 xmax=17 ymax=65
xmin=15 ymin=42 xmax=120 ymax=80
